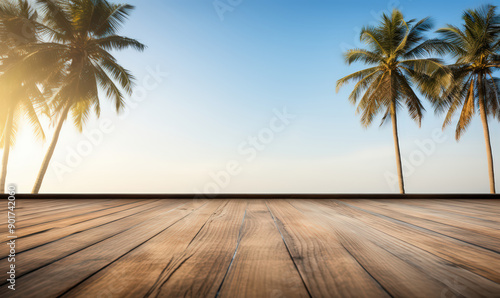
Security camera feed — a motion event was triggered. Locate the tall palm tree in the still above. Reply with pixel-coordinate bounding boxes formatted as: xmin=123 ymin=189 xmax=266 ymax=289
xmin=336 ymin=9 xmax=446 ymax=194
xmin=30 ymin=0 xmax=145 ymax=194
xmin=428 ymin=5 xmax=500 ymax=194
xmin=0 ymin=0 xmax=49 ymax=193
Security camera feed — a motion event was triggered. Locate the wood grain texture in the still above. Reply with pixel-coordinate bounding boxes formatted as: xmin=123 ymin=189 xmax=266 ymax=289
xmin=0 ymin=200 xmax=155 ymax=257
xmin=61 ymin=199 xmax=225 ymax=297
xmin=337 ymin=199 xmax=500 ymax=284
xmin=0 ymin=199 xmax=188 ymax=278
xmin=1 ymin=199 xmax=117 ymax=232
xmin=266 ymin=200 xmax=390 ymax=297
xmin=3 ymin=199 xmax=196 ymax=297
xmin=0 ymin=198 xmax=499 ymax=298
xmin=298 ymin=199 xmax=500 ymax=297
xmin=344 ymin=199 xmax=500 ymax=251
xmin=146 ymin=199 xmax=247 ymax=297
xmin=217 ymin=200 xmax=310 ymax=298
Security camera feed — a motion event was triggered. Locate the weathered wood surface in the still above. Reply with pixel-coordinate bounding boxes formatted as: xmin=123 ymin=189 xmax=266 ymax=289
xmin=1 ymin=198 xmax=500 ymax=297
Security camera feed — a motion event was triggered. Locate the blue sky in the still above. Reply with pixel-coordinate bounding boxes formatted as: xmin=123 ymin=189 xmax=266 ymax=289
xmin=8 ymin=0 xmax=499 ymax=193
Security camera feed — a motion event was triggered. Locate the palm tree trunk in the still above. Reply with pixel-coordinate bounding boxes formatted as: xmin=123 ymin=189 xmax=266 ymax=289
xmin=478 ymin=75 xmax=496 ymax=194
xmin=0 ymin=108 xmax=14 ymax=193
xmin=32 ymin=104 xmax=71 ymax=194
xmin=391 ymin=101 xmax=405 ymax=194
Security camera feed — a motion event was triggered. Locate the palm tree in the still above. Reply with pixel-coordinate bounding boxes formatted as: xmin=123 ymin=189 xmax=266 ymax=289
xmin=336 ymin=9 xmax=446 ymax=194
xmin=30 ymin=0 xmax=145 ymax=194
xmin=0 ymin=0 xmax=49 ymax=193
xmin=428 ymin=5 xmax=500 ymax=194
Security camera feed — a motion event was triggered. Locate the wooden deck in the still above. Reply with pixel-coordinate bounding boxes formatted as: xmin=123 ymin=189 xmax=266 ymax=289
xmin=2 ymin=198 xmax=500 ymax=297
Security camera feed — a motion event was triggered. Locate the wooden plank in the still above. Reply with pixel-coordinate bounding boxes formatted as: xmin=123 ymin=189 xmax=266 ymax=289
xmin=335 ymin=199 xmax=500 ymax=284
xmin=217 ymin=199 xmax=310 ymax=298
xmin=289 ymin=199 xmax=446 ymax=297
xmin=394 ymin=199 xmax=500 ymax=227
xmin=375 ymin=199 xmax=500 ymax=238
xmin=0 ymin=199 xmax=188 ymax=280
xmin=15 ymin=200 xmax=152 ymax=238
xmin=0 ymin=199 xmax=68 ymax=213
xmin=0 ymin=199 xmax=122 ymax=233
xmin=371 ymin=199 xmax=500 ymax=229
xmin=296 ymin=199 xmax=500 ymax=297
xmin=16 ymin=199 xmax=117 ymax=221
xmin=0 ymin=200 xmax=141 ymax=256
xmin=144 ymin=199 xmax=247 ymax=297
xmin=456 ymin=199 xmax=500 ymax=208
xmin=0 ymin=199 xmax=162 ymax=257
xmin=343 ymin=199 xmax=500 ymax=253
xmin=61 ymin=200 xmax=225 ymax=297
xmin=443 ymin=199 xmax=500 ymax=219
xmin=0 ymin=199 xmax=59 ymax=213
xmin=15 ymin=199 xmax=132 ymax=227
xmin=0 ymin=200 xmax=118 ymax=233
xmin=266 ymin=199 xmax=390 ymax=297
xmin=2 ymin=199 xmax=205 ymax=298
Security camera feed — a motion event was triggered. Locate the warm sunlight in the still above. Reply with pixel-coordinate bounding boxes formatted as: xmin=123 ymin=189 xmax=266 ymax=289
xmin=1 ymin=1 xmax=500 ymax=298
xmin=0 ymin=0 xmax=499 ymax=195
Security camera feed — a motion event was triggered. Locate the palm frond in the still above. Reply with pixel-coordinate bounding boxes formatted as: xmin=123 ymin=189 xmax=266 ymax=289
xmin=347 ymin=70 xmax=382 ymax=105
xmin=92 ymin=3 xmax=134 ymax=37
xmin=96 ymin=49 xmax=135 ymax=95
xmin=343 ymin=49 xmax=383 ymax=65
xmin=93 ymin=35 xmax=145 ymax=52
xmin=336 ymin=66 xmax=379 ymax=93
xmin=35 ymin=0 xmax=72 ymax=37
xmin=455 ymin=79 xmax=476 ymax=140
